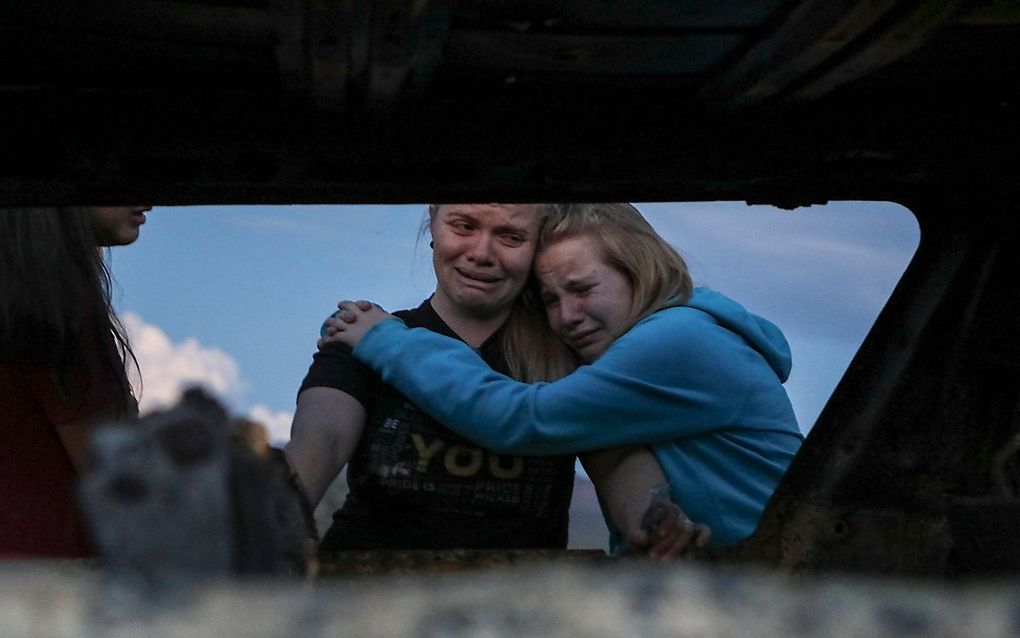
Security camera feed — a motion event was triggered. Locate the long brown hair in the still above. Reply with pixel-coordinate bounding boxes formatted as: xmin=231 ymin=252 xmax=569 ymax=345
xmin=0 ymin=208 xmax=137 ymax=412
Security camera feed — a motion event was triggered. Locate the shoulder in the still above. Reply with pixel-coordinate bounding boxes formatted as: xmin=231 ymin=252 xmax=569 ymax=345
xmin=626 ymin=305 xmax=719 ymax=344
xmin=392 ymin=307 xmax=418 ymax=324
xmin=600 ymin=307 xmax=732 ymax=377
xmin=2 ymin=359 xmax=118 ymax=425
xmin=300 ymin=342 xmax=370 ymax=400
xmin=393 ymin=299 xmax=441 ymax=331
xmin=300 ymin=302 xmax=422 ymax=398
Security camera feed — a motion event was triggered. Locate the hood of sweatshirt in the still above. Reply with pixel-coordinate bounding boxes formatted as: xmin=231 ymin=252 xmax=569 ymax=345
xmin=683 ymin=287 xmax=793 ymax=383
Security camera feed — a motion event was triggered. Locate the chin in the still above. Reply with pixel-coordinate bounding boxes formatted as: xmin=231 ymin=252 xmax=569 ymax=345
xmin=582 ymin=346 xmax=608 ymax=364
xmin=458 ymin=292 xmax=508 ymax=312
xmin=113 ymin=229 xmax=141 ymax=246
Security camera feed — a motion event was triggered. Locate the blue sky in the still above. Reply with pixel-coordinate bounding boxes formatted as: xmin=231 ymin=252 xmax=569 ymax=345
xmin=108 ymin=201 xmax=919 ymax=445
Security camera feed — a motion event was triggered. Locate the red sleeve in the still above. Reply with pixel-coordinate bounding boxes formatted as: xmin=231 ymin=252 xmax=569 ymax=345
xmin=16 ymin=337 xmax=122 ymax=425
xmin=22 ymin=367 xmax=115 ymax=424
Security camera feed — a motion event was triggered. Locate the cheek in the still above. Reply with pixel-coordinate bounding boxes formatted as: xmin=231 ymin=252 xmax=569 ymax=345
xmin=607 ymin=293 xmax=635 ymax=327
xmin=544 ymin=307 xmax=563 ymax=332
xmin=503 ymin=249 xmax=536 ymax=279
xmin=89 ymin=211 xmax=113 ymax=231
xmin=431 ymin=236 xmax=457 ymax=263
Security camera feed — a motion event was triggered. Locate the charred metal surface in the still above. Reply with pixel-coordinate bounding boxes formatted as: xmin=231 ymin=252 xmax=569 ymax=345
xmin=726 ymin=198 xmax=1020 ymax=576
xmin=318 ymin=549 xmax=606 ymax=577
xmin=79 ymin=389 xmax=317 ymax=581
xmin=1 ymin=1 xmax=1016 ymax=204
xmin=2 ymin=1 xmax=1020 ymax=582
xmin=791 ymin=0 xmax=964 ymax=100
xmin=5 ymin=562 xmax=1020 ymax=637
xmin=702 ymin=0 xmax=967 ymax=104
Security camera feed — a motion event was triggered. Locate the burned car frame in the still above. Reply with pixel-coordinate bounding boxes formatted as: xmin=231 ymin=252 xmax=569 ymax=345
xmin=2 ymin=0 xmax=1019 ymax=583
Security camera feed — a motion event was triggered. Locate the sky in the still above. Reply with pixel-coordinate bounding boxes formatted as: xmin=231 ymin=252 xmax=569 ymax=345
xmin=108 ymin=201 xmax=919 ymax=447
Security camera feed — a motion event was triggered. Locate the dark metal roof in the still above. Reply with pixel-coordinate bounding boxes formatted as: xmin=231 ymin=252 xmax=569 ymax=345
xmin=4 ymin=2 xmax=1020 ymax=580
xmin=1 ymin=1 xmax=1017 ymax=206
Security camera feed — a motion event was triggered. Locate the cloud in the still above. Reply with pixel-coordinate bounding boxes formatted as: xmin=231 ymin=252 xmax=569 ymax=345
xmin=123 ymin=313 xmax=295 ymax=446
xmin=123 ymin=312 xmax=244 ymax=414
xmin=248 ymin=405 xmax=294 ymax=447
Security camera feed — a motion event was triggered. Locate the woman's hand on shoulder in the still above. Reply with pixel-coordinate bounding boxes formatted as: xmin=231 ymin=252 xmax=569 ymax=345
xmin=317 ymin=300 xmax=393 ymax=351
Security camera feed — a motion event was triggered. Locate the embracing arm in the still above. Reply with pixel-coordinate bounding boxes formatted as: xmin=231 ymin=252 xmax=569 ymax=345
xmin=583 ymin=446 xmax=711 ymax=558
xmin=284 ymin=387 xmax=366 ymax=507
xmin=343 ymin=311 xmax=740 ymax=455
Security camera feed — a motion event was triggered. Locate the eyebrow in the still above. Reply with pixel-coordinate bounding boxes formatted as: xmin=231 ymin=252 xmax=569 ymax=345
xmin=564 ymin=277 xmax=595 ymax=290
xmin=445 ymin=211 xmax=531 ymax=238
xmin=539 ymin=275 xmax=594 ymax=297
xmin=493 ymin=224 xmax=530 ymax=237
xmin=444 ymin=211 xmax=475 ymax=222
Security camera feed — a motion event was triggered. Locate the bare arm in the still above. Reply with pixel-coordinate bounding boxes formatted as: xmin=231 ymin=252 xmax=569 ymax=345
xmin=582 ymin=446 xmax=710 ymax=559
xmin=284 ymin=387 xmax=367 ymax=507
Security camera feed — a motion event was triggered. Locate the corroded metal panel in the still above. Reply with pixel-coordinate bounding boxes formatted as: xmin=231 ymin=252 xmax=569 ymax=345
xmin=4 ymin=562 xmax=1020 ymax=636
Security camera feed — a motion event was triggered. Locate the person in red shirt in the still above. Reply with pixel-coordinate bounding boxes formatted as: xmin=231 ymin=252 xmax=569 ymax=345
xmin=0 ymin=207 xmax=151 ymax=557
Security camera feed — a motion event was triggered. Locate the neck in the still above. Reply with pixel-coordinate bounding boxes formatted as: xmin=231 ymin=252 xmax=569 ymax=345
xmin=430 ymin=291 xmax=510 ymax=348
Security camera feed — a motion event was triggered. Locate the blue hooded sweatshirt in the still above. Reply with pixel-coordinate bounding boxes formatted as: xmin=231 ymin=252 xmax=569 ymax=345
xmin=352 ymin=287 xmax=803 ymax=547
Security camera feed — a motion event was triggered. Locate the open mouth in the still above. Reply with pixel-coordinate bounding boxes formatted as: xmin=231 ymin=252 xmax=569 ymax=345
xmin=456 ymin=268 xmax=500 ymax=284
xmin=568 ymin=328 xmax=600 ymax=349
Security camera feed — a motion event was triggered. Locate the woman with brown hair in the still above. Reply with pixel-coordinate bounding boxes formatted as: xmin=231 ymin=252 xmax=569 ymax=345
xmin=0 ymin=206 xmax=150 ymax=557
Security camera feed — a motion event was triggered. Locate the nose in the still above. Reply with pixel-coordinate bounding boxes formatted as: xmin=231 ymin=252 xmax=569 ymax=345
xmin=555 ymin=297 xmax=585 ymax=331
xmin=465 ymin=233 xmax=495 ymax=265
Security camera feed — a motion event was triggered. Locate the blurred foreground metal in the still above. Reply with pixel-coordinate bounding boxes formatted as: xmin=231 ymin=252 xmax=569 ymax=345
xmin=4 ymin=560 xmax=1020 ymax=637
xmin=78 ymin=389 xmax=317 ymax=582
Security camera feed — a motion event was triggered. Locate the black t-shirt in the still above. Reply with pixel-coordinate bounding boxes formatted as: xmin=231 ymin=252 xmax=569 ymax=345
xmin=299 ymin=299 xmax=575 ymax=550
